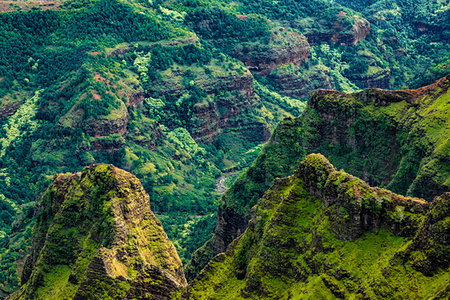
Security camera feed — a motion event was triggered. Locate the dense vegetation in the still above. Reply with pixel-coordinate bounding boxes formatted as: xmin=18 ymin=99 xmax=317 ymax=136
xmin=187 ymin=75 xmax=449 ymax=279
xmin=12 ymin=164 xmax=186 ymax=299
xmin=0 ymin=0 xmax=448 ymax=295
xmin=188 ymin=155 xmax=449 ymax=299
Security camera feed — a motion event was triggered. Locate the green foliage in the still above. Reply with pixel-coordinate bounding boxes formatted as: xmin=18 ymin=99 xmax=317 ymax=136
xmin=0 ymin=0 xmax=448 ymax=294
xmin=157 ymin=213 xmax=216 ymax=265
xmin=185 ymin=7 xmax=271 ymax=49
xmin=254 ymin=80 xmax=306 ymax=118
xmin=189 ymin=157 xmax=447 ymax=299
xmin=0 ymin=91 xmax=40 ymax=158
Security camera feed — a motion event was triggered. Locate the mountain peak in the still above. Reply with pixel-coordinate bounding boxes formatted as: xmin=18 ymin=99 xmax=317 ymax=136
xmin=11 ymin=164 xmax=186 ymax=299
xmin=187 ymin=154 xmax=448 ymax=299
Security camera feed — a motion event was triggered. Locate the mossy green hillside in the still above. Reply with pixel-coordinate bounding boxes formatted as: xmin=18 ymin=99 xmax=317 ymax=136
xmin=210 ymin=75 xmax=449 ymax=259
xmin=0 ymin=0 xmax=448 ymax=293
xmin=187 ymin=154 xmax=448 ymax=299
xmin=11 ymin=164 xmax=186 ymax=299
xmin=0 ymin=2 xmax=307 ymax=288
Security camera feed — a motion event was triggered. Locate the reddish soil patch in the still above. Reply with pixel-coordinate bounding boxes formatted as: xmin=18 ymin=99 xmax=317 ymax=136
xmin=80 ymin=93 xmax=87 ymax=100
xmin=0 ymin=1 xmax=61 ymax=13
xmin=94 ymin=73 xmax=116 ymax=89
xmin=0 ymin=77 xmax=3 ymax=82
xmin=94 ymin=74 xmax=106 ymax=82
xmin=92 ymin=92 xmax=101 ymax=100
xmin=236 ymin=14 xmax=247 ymax=20
xmin=58 ymin=82 xmax=69 ymax=90
xmin=94 ymin=74 xmax=112 ymax=86
xmin=89 ymin=51 xmax=101 ymax=56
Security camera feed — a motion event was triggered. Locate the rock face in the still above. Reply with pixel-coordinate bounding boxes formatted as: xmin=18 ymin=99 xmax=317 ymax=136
xmin=188 ymin=75 xmax=450 ymax=278
xmin=269 ymin=65 xmax=336 ymax=99
xmin=187 ymin=154 xmax=448 ymax=299
xmin=305 ymin=16 xmax=370 ymax=45
xmin=402 ymin=192 xmax=450 ymax=276
xmin=348 ymin=68 xmax=391 ymax=89
xmin=297 ymin=154 xmax=428 ymax=240
xmin=147 ymin=63 xmax=270 ymax=144
xmin=233 ymin=30 xmax=310 ymax=75
xmin=10 ymin=165 xmax=186 ymax=299
xmin=192 ymin=98 xmax=271 ymax=144
xmin=190 ymin=70 xmax=270 ymax=143
xmin=86 ymin=101 xmax=129 ymax=138
xmin=352 ymin=17 xmax=371 ymax=45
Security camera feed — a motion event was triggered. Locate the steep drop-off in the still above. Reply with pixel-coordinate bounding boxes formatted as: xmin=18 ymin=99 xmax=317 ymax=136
xmin=187 ymin=154 xmax=449 ymax=299
xmin=187 ymin=75 xmax=450 ymax=279
xmin=9 ymin=164 xmax=186 ymax=299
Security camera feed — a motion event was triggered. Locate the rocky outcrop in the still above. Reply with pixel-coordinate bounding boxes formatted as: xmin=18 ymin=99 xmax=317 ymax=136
xmin=402 ymin=192 xmax=449 ymax=276
xmin=187 ymin=154 xmax=448 ymax=299
xmin=305 ymin=16 xmax=370 ymax=45
xmin=86 ymin=101 xmax=129 ymax=138
xmin=297 ymin=154 xmax=428 ymax=240
xmin=307 ymin=74 xmax=450 ymax=198
xmin=0 ymin=97 xmax=22 ymax=119
xmin=352 ymin=17 xmax=371 ymax=45
xmin=195 ymin=75 xmax=449 ymax=279
xmin=270 ymin=65 xmax=335 ymax=99
xmin=234 ymin=29 xmax=310 ymax=75
xmin=91 ymin=136 xmax=126 ymax=153
xmin=348 ymin=68 xmax=390 ymax=89
xmin=10 ymin=164 xmax=186 ymax=299
xmin=148 ymin=64 xmax=270 ymax=144
xmin=148 ymin=66 xmax=255 ymax=101
xmin=198 ymin=69 xmax=255 ymax=101
xmin=192 ymin=98 xmax=270 ymax=143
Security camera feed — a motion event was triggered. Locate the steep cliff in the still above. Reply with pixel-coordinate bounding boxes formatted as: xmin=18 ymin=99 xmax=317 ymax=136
xmin=269 ymin=64 xmax=335 ymax=99
xmin=9 ymin=164 xmax=186 ymax=299
xmin=304 ymin=16 xmax=370 ymax=46
xmin=188 ymin=75 xmax=449 ymax=278
xmin=233 ymin=28 xmax=310 ymax=75
xmin=349 ymin=68 xmax=390 ymax=89
xmin=187 ymin=154 xmax=448 ymax=299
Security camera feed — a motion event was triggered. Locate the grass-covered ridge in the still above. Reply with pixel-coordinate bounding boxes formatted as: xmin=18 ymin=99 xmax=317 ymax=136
xmin=187 ymin=154 xmax=449 ymax=299
xmin=0 ymin=0 xmax=448 ymax=293
xmin=186 ymin=75 xmax=450 ymax=281
xmin=10 ymin=164 xmax=186 ymax=299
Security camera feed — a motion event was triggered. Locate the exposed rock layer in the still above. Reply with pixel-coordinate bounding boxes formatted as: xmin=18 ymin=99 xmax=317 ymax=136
xmin=10 ymin=164 xmax=186 ymax=299
xmin=191 ymin=76 xmax=450 ymax=277
xmin=187 ymin=154 xmax=448 ymax=299
xmin=234 ymin=31 xmax=310 ymax=75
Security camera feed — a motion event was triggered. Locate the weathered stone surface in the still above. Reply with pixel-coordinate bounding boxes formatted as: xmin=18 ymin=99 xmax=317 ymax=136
xmin=203 ymin=75 xmax=449 ymax=275
xmin=305 ymin=16 xmax=370 ymax=46
xmin=187 ymin=154 xmax=448 ymax=299
xmin=270 ymin=65 xmax=335 ymax=99
xmin=404 ymin=192 xmax=449 ymax=275
xmin=234 ymin=30 xmax=310 ymax=75
xmin=11 ymin=164 xmax=186 ymax=299
xmin=348 ymin=68 xmax=390 ymax=89
xmin=298 ymin=154 xmax=428 ymax=241
xmin=86 ymin=101 xmax=129 ymax=138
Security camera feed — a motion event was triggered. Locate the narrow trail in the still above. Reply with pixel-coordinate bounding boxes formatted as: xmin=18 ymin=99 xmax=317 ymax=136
xmin=216 ymin=172 xmax=237 ymax=194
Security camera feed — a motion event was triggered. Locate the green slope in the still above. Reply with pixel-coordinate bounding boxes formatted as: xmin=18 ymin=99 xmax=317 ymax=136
xmin=187 ymin=154 xmax=449 ymax=299
xmin=0 ymin=0 xmax=448 ymax=294
xmin=10 ymin=164 xmax=187 ymax=299
xmin=187 ymin=75 xmax=449 ymax=280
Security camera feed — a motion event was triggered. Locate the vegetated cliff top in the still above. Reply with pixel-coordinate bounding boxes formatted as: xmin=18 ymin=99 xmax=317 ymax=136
xmin=306 ymin=74 xmax=450 ymax=200
xmin=187 ymin=154 xmax=449 ymax=299
xmin=9 ymin=164 xmax=186 ymax=300
xmin=186 ymin=75 xmax=449 ymax=281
